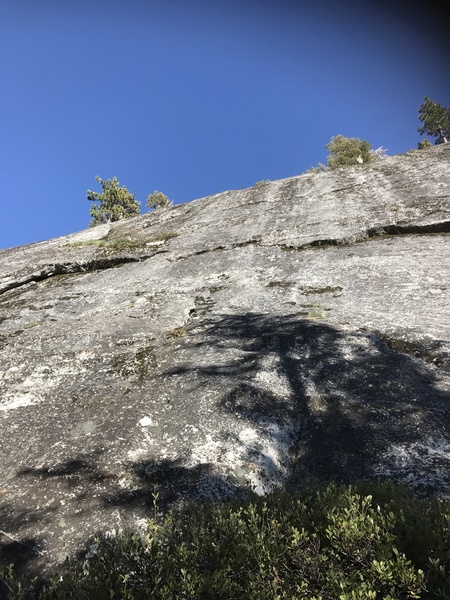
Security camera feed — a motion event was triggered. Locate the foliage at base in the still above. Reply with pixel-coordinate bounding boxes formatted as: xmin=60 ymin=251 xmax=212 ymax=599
xmin=1 ymin=482 xmax=449 ymax=599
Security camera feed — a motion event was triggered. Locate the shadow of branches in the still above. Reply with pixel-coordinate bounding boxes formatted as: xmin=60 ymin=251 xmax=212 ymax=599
xmin=165 ymin=312 xmax=450 ymax=492
xmin=2 ymin=312 xmax=449 ymax=583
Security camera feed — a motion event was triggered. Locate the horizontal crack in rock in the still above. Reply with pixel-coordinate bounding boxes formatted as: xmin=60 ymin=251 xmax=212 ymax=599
xmin=175 ymin=239 xmax=261 ymax=261
xmin=174 ymin=220 xmax=450 ymax=261
xmin=372 ymin=330 xmax=450 ymax=372
xmin=282 ymin=221 xmax=450 ymax=252
xmin=0 ymin=254 xmax=158 ymax=296
xmin=367 ymin=220 xmax=450 ymax=237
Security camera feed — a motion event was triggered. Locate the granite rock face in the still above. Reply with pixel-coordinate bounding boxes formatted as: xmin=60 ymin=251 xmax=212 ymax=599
xmin=1 ymin=144 xmax=450 ymax=571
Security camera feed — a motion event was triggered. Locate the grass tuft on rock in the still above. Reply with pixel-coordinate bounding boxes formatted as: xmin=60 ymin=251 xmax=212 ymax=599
xmin=64 ymin=231 xmax=178 ymax=252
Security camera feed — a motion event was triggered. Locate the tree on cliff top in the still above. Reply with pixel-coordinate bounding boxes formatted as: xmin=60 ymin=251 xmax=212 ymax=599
xmin=87 ymin=176 xmax=140 ymax=227
xmin=325 ymin=135 xmax=374 ymax=169
xmin=418 ymin=96 xmax=450 ymax=145
xmin=146 ymin=190 xmax=172 ymax=211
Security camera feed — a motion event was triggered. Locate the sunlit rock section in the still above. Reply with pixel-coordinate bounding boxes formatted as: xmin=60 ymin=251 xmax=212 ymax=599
xmin=0 ymin=143 xmax=449 ymax=571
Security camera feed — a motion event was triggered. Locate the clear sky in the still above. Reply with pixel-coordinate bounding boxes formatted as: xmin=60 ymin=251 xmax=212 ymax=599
xmin=1 ymin=0 xmax=449 ymax=249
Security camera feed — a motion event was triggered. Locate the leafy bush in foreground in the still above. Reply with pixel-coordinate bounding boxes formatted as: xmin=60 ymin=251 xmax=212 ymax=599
xmin=1 ymin=483 xmax=449 ymax=599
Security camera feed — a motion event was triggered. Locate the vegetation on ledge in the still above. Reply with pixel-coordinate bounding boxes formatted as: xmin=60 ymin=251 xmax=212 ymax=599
xmin=64 ymin=231 xmax=179 ymax=252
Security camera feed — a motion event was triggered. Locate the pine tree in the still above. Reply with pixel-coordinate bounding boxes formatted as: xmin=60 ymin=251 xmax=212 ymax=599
xmin=87 ymin=176 xmax=140 ymax=227
xmin=325 ymin=135 xmax=374 ymax=169
xmin=418 ymin=97 xmax=450 ymax=144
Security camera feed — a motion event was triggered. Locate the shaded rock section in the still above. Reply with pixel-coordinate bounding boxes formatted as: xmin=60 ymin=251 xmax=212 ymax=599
xmin=0 ymin=144 xmax=449 ymax=572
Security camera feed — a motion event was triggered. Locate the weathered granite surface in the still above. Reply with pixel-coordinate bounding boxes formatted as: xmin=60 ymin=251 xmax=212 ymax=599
xmin=1 ymin=144 xmax=449 ymax=572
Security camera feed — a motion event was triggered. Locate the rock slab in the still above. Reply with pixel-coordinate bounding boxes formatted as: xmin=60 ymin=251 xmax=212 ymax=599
xmin=1 ymin=144 xmax=450 ymax=571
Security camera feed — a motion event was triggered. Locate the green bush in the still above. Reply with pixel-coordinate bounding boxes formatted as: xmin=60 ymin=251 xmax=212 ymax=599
xmin=146 ymin=191 xmax=172 ymax=211
xmin=87 ymin=176 xmax=140 ymax=227
xmin=2 ymin=483 xmax=449 ymax=599
xmin=326 ymin=135 xmax=374 ymax=169
xmin=418 ymin=139 xmax=433 ymax=150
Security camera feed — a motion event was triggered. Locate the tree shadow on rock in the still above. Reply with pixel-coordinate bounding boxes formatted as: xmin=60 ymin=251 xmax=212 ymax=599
xmin=101 ymin=458 xmax=249 ymax=512
xmin=168 ymin=312 xmax=450 ymax=495
xmin=2 ymin=312 xmax=449 ymax=592
xmin=1 ymin=449 xmax=111 ymax=576
xmin=0 ymin=502 xmax=46 ymax=576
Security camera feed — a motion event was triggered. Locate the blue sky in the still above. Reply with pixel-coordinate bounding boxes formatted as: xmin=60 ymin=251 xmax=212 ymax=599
xmin=1 ymin=0 xmax=449 ymax=249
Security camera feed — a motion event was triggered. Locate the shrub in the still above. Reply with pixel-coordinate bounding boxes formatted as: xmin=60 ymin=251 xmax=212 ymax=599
xmin=418 ymin=139 xmax=433 ymax=150
xmin=307 ymin=303 xmax=325 ymax=319
xmin=3 ymin=482 xmax=449 ymax=599
xmin=146 ymin=191 xmax=172 ymax=211
xmin=326 ymin=135 xmax=374 ymax=169
xmin=305 ymin=163 xmax=328 ymax=174
xmin=254 ymin=180 xmax=271 ymax=189
xmin=148 ymin=230 xmax=178 ymax=242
